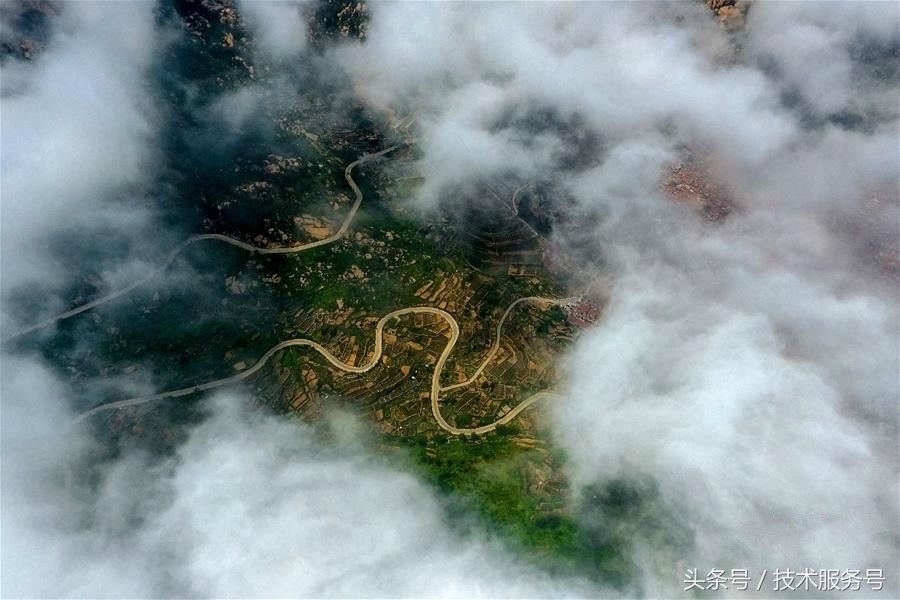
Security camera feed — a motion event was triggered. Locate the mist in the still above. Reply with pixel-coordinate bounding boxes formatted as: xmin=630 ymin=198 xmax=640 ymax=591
xmin=0 ymin=1 xmax=162 ymax=331
xmin=1 ymin=3 xmax=596 ymax=597
xmin=238 ymin=0 xmax=308 ymax=60
xmin=336 ymin=0 xmax=900 ymax=595
xmin=2 ymin=1 xmax=897 ymax=598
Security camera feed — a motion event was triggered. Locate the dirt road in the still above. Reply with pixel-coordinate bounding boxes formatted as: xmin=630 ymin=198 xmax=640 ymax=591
xmin=76 ymin=299 xmax=573 ymax=435
xmin=5 ymin=145 xmax=400 ymax=341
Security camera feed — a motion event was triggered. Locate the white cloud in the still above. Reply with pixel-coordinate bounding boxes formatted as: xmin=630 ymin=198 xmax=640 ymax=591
xmin=2 ymin=1 xmax=897 ymax=596
xmin=334 ymin=1 xmax=900 ymax=594
xmin=0 ymin=1 xmax=160 ymax=330
xmin=238 ymin=0 xmax=308 ymax=60
xmin=746 ymin=1 xmax=900 ymax=117
xmin=1 ymin=379 xmax=597 ymax=598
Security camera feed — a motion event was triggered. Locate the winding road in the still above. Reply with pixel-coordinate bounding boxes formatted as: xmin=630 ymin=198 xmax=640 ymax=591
xmin=9 ymin=143 xmax=573 ymax=434
xmin=74 ymin=297 xmax=574 ymax=434
xmin=5 ymin=145 xmax=400 ymax=342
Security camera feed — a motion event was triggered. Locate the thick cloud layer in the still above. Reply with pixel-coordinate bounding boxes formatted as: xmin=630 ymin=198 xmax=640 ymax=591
xmin=0 ymin=4 xmax=594 ymax=598
xmin=3 ymin=1 xmax=897 ymax=597
xmin=337 ymin=1 xmax=900 ymax=595
xmin=0 ymin=2 xmax=161 ymax=330
xmin=1 ymin=369 xmax=596 ymax=597
xmin=745 ymin=2 xmax=900 ymax=118
xmin=238 ymin=0 xmax=308 ymax=60
xmin=338 ymin=2 xmax=798 ymax=209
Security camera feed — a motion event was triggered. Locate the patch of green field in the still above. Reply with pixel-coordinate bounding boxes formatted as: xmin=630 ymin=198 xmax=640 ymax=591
xmin=390 ymin=430 xmax=638 ymax=588
xmin=538 ymin=305 xmax=569 ymax=335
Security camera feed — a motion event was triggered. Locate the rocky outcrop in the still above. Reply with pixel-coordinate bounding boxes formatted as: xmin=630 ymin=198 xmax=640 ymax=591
xmin=705 ymin=0 xmax=749 ymax=30
xmin=663 ymin=156 xmax=733 ymax=222
xmin=0 ymin=0 xmax=59 ymax=61
xmin=308 ymin=0 xmax=369 ymax=46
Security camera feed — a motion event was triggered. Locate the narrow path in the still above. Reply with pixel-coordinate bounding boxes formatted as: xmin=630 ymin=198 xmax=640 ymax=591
xmin=5 ymin=145 xmax=400 ymax=341
xmin=440 ymin=295 xmax=571 ymax=394
xmin=12 ymin=142 xmax=574 ymax=435
xmin=75 ymin=298 xmax=574 ymax=435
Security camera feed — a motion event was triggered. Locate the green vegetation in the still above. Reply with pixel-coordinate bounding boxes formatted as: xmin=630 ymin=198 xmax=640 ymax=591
xmin=391 ymin=430 xmax=637 ymax=587
xmin=21 ymin=21 xmax=609 ymax=587
xmin=453 ymin=413 xmax=473 ymax=427
xmin=537 ymin=305 xmax=568 ymax=335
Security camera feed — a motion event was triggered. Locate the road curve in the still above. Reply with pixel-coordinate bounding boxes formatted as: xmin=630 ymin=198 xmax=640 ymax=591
xmin=75 ymin=299 xmax=568 ymax=435
xmin=5 ymin=145 xmax=401 ymax=342
xmin=18 ymin=140 xmax=569 ymax=435
xmin=440 ymin=295 xmax=575 ymax=394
